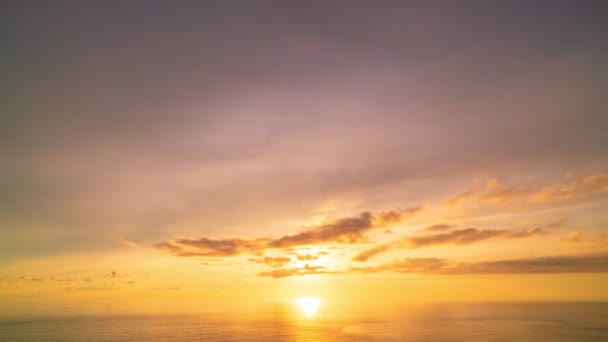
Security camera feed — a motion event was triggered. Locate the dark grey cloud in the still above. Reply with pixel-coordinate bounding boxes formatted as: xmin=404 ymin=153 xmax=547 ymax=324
xmin=156 ymin=207 xmax=421 ymax=257
xmin=267 ymin=212 xmax=376 ymax=248
xmin=155 ymin=238 xmax=269 ymax=257
xmin=268 ymin=207 xmax=421 ymax=248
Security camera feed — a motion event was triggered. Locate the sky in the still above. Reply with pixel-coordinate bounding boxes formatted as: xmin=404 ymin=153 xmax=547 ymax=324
xmin=2 ymin=1 xmax=608 ymax=314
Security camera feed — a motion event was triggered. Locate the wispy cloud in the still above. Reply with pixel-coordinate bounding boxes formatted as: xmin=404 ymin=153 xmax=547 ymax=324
xmin=406 ymin=227 xmax=543 ymax=248
xmin=258 ymin=264 xmax=335 ymax=278
xmin=156 ymin=238 xmax=269 ymax=257
xmin=295 ymin=251 xmax=329 ymax=261
xmin=564 ymin=231 xmax=608 ymax=244
xmin=249 ymin=256 xmax=292 ymax=268
xmin=423 ymin=223 xmax=456 ymax=232
xmin=445 ymin=173 xmax=608 ymax=207
xmin=532 ymin=173 xmax=608 ymax=203
xmin=353 ymin=227 xmax=544 ymax=261
xmin=444 ymin=179 xmax=532 ymax=206
xmin=352 ymin=254 xmax=608 ymax=275
xmin=352 ymin=258 xmax=447 ymax=274
xmin=352 ymin=244 xmax=394 ymax=262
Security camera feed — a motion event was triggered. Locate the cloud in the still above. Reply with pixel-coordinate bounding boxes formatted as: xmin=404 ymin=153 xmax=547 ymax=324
xmin=444 ymin=189 xmax=475 ymax=207
xmin=477 ymin=179 xmax=532 ymax=204
xmin=105 ymin=271 xmax=127 ymax=278
xmin=565 ymin=230 xmax=583 ymax=242
xmin=352 ymin=244 xmax=394 ymax=262
xmin=352 ymin=254 xmax=608 ymax=275
xmin=424 ymin=223 xmax=455 ymax=232
xmin=249 ymin=256 xmax=292 ymax=268
xmin=445 ymin=254 xmax=608 ymax=274
xmin=533 ymin=173 xmax=608 ymax=202
xmin=121 ymin=240 xmax=140 ymax=248
xmin=376 ymin=207 xmax=421 ymax=225
xmin=267 ymin=207 xmax=421 ymax=248
xmin=407 ymin=227 xmax=543 ymax=248
xmin=351 ymin=258 xmax=448 ymax=273
xmin=353 ymin=227 xmax=544 ymax=261
xmin=444 ymin=179 xmax=531 ymax=206
xmin=258 ymin=264 xmax=334 ymax=278
xmin=564 ymin=231 xmax=608 ymax=244
xmin=445 ymin=173 xmax=608 ymax=208
xmin=155 ymin=238 xmax=268 ymax=257
xmin=295 ymin=251 xmax=328 ymax=261
xmin=156 ymin=207 xmax=422 ymax=257
xmin=18 ymin=276 xmax=46 ymax=282
xmin=267 ymin=212 xmax=376 ymax=248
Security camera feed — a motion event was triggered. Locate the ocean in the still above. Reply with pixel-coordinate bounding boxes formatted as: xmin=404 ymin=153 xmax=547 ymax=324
xmin=1 ymin=302 xmax=607 ymax=341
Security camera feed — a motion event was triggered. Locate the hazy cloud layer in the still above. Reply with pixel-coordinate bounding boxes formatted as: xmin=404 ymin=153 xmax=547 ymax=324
xmin=2 ymin=1 xmax=608 ymax=265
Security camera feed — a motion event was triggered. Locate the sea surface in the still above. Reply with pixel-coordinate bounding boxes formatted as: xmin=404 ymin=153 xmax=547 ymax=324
xmin=1 ymin=302 xmax=607 ymax=341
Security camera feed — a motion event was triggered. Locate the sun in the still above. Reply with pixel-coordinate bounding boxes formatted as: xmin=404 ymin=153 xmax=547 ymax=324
xmin=297 ymin=297 xmax=321 ymax=318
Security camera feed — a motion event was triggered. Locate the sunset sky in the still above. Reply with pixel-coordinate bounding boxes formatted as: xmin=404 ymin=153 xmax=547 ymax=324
xmin=2 ymin=1 xmax=608 ymax=315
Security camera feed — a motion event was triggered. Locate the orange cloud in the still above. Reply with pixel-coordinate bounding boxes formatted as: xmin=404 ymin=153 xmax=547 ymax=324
xmin=563 ymin=231 xmax=608 ymax=244
xmin=424 ymin=223 xmax=456 ymax=232
xmin=532 ymin=173 xmax=608 ymax=202
xmin=295 ymin=251 xmax=328 ymax=261
xmin=406 ymin=227 xmax=544 ymax=248
xmin=444 ymin=179 xmax=531 ymax=206
xmin=351 ymin=258 xmax=447 ymax=274
xmin=155 ymin=238 xmax=269 ymax=257
xmin=565 ymin=230 xmax=584 ymax=242
xmin=258 ymin=264 xmax=334 ymax=278
xmin=478 ymin=179 xmax=532 ymax=204
xmin=352 ymin=244 xmax=393 ymax=262
xmin=445 ymin=173 xmax=608 ymax=208
xmin=249 ymin=256 xmax=292 ymax=268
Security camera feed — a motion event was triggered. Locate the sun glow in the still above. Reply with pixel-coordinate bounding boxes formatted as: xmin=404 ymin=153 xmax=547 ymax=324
xmin=296 ymin=297 xmax=321 ymax=318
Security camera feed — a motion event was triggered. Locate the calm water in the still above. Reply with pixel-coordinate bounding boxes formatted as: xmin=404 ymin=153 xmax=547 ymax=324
xmin=1 ymin=302 xmax=607 ymax=341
